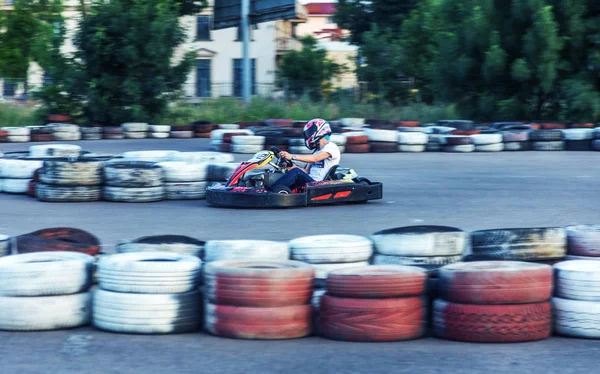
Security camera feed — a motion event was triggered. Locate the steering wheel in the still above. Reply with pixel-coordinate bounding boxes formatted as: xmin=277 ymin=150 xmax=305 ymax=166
xmin=271 ymin=146 xmax=294 ymax=168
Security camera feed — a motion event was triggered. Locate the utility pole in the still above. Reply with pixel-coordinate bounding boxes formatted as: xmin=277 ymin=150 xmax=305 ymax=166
xmin=241 ymin=0 xmax=251 ymax=104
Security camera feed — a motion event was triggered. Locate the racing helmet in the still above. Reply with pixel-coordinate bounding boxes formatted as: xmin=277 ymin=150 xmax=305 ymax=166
xmin=303 ymin=118 xmax=332 ymax=149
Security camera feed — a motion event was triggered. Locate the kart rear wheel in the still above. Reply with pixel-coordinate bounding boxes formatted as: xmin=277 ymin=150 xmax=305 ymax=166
xmin=355 ymin=177 xmax=371 ymax=185
xmin=274 ymin=186 xmax=292 ymax=194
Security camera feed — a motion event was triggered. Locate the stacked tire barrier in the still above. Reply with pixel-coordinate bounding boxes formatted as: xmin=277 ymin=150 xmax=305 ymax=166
xmin=530 ymin=129 xmax=564 ymax=151
xmin=369 ymin=226 xmax=465 ymax=273
xmin=103 ymin=161 xmax=165 ymax=202
xmin=103 ymin=127 xmax=125 ymax=140
xmin=204 ymin=240 xmax=289 ymax=263
xmin=0 ymin=252 xmax=93 ymax=331
xmin=36 ymin=159 xmax=104 ymax=202
xmin=48 ymin=123 xmax=81 ymax=141
xmin=157 ymin=162 xmax=208 ymax=200
xmin=502 ymin=127 xmax=531 ymax=151
xmin=397 ymin=132 xmax=428 ymax=152
xmin=434 ymin=261 xmax=553 ymax=342
xmin=29 ymin=144 xmax=82 ymax=158
xmin=149 ymin=125 xmax=171 ymax=139
xmin=2 ymin=127 xmax=30 ymax=143
xmin=443 ymin=135 xmax=474 ymax=153
xmin=472 ymin=133 xmax=504 ymax=152
xmin=93 ymin=252 xmax=202 ymax=334
xmin=366 ymin=128 xmax=398 ymax=153
xmin=204 ymin=260 xmax=315 ymax=339
xmin=210 ymin=129 xmax=253 ymax=152
xmin=553 ymin=260 xmax=600 ymax=338
xmin=562 ymin=129 xmax=594 ymax=151
xmin=343 ymin=132 xmax=370 ymax=153
xmin=289 ymin=235 xmax=372 ymax=286
xmin=0 ymin=159 xmax=43 ymax=194
xmin=320 ymin=265 xmax=428 ymax=341
xmin=116 ymin=235 xmax=204 ymax=257
xmin=29 ymin=126 xmax=54 ymax=142
xmin=170 ymin=125 xmax=194 ymax=139
xmin=122 ymin=122 xmax=149 ymax=139
xmin=232 ymin=135 xmax=265 ymax=154
xmin=81 ymin=127 xmax=103 ymax=141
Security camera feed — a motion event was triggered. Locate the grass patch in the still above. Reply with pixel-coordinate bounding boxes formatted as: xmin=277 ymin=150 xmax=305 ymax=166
xmin=0 ymin=102 xmax=39 ymax=127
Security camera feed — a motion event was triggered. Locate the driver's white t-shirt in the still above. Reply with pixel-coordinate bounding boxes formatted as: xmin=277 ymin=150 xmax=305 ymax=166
xmin=309 ymin=141 xmax=341 ymax=181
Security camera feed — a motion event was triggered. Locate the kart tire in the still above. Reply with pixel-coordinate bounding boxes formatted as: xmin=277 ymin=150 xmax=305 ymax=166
xmin=438 ymin=261 xmax=552 ymax=304
xmin=344 ymin=143 xmax=370 ymax=153
xmin=370 ymin=226 xmax=466 ymax=257
xmin=540 ymin=123 xmax=566 ymax=130
xmin=15 ymin=227 xmax=101 ymax=256
xmin=397 ymin=132 xmax=428 ymax=145
xmin=192 ymin=123 xmax=215 ymax=133
xmin=561 ymin=128 xmax=593 ymax=140
xmin=121 ymin=122 xmax=149 ymax=132
xmin=469 ymin=227 xmax=566 ymax=261
xmin=444 ymin=136 xmax=471 ymax=146
xmin=232 ymin=144 xmax=264 ymax=154
xmin=470 ymin=133 xmax=503 ymax=145
xmin=104 ymin=161 xmax=165 ymax=187
xmin=36 ymin=183 xmax=102 ymax=202
xmin=103 ymin=127 xmax=124 ymax=134
xmin=103 ymin=186 xmax=165 ymax=202
xmin=326 ymin=265 xmax=427 ymax=298
xmin=149 ymin=125 xmax=171 ymax=132
xmin=433 ymin=299 xmax=551 ymax=342
xmin=369 ymin=141 xmax=398 ymax=153
xmin=29 ymin=144 xmax=81 ymax=158
xmin=320 ymin=295 xmax=426 ymax=342
xmin=0 ymin=292 xmax=91 ymax=331
xmin=204 ymin=260 xmax=314 ymax=307
xmin=205 ymin=303 xmax=312 ymax=340
xmin=502 ymin=131 xmax=530 ymax=142
xmin=170 ymin=130 xmax=194 ymax=139
xmin=311 ymin=261 xmax=370 ymax=280
xmin=554 ymin=260 xmax=600 ymax=301
xmin=443 ymin=144 xmax=475 ymax=153
xmin=123 ymin=131 xmax=147 ymax=139
xmin=529 ymin=130 xmax=563 ymax=141
xmin=97 ymin=252 xmax=201 ymax=294
xmin=149 ymin=132 xmax=170 ymax=139
xmin=553 ymin=297 xmax=600 ymax=338
xmin=0 ymin=159 xmax=43 ymax=178
xmin=273 ymin=186 xmax=292 ymax=194
xmin=567 ymin=225 xmax=600 ymax=257
xmin=93 ymin=289 xmax=201 ymax=334
xmin=116 ymin=235 xmax=204 ymax=257
xmin=504 ymin=141 xmax=530 ymax=151
xmin=565 ymin=140 xmax=592 ymax=151
xmin=398 ymin=144 xmax=426 ymax=152
xmin=157 ymin=162 xmax=207 ymax=182
xmin=121 ymin=150 xmax=180 ymax=162
xmin=204 ymin=240 xmax=289 ymax=262
xmin=475 ymin=143 xmax=504 ymax=152
xmin=39 ymin=159 xmax=104 ymax=186
xmin=0 ymin=178 xmax=31 ymax=194
xmin=0 ymin=251 xmax=94 ymax=296
xmin=289 ymin=235 xmax=373 ymax=264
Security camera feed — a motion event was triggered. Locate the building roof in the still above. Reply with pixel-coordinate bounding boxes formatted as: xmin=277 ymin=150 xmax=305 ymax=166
xmin=305 ymin=2 xmax=336 ymax=15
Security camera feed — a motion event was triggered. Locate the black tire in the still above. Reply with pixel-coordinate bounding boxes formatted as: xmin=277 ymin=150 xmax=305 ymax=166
xmin=530 ymin=129 xmax=563 ymax=141
xmin=273 ymin=186 xmax=292 ymax=194
xmin=355 ymin=177 xmax=371 ymax=185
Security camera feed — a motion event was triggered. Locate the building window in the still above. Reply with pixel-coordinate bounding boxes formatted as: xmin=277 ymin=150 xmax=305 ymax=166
xmin=233 ymin=59 xmax=256 ymax=97
xmin=3 ymin=80 xmax=16 ymax=97
xmin=196 ymin=16 xmax=211 ymax=40
xmin=196 ymin=60 xmax=211 ymax=97
xmin=326 ymin=17 xmax=334 ymax=24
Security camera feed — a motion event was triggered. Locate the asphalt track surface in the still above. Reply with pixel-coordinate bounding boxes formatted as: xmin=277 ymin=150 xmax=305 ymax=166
xmin=1 ymin=138 xmax=600 ymax=374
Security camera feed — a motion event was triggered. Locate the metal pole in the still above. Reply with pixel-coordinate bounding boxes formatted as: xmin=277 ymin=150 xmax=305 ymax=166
xmin=241 ymin=0 xmax=251 ymax=104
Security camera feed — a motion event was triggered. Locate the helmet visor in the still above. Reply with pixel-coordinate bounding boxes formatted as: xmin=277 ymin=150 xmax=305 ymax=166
xmin=303 ymin=125 xmax=318 ymax=141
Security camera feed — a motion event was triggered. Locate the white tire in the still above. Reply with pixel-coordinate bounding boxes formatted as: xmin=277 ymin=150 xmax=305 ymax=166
xmin=206 ymin=163 xmax=239 ymax=181
xmin=470 ymin=133 xmax=502 ymax=145
xmin=0 ymin=252 xmax=93 ymax=296
xmin=561 ymin=129 xmax=594 ymax=141
xmin=47 ymin=123 xmax=79 ymax=132
xmin=567 ymin=225 xmax=600 ymax=257
xmin=427 ymin=134 xmax=447 ymax=144
xmin=104 ymin=161 xmax=164 ymax=187
xmin=149 ymin=125 xmax=171 ymax=132
xmin=218 ymin=124 xmax=240 ymax=130
xmin=504 ymin=142 xmax=528 ymax=151
xmin=149 ymin=132 xmax=170 ymax=139
xmin=0 ymin=235 xmax=10 ymax=257
xmin=40 ymin=160 xmax=104 ymax=186
xmin=157 ymin=162 xmax=207 ymax=182
xmin=231 ymin=144 xmax=264 ymax=154
xmin=342 ymin=131 xmax=367 ymax=137
xmin=397 ymin=132 xmax=428 ymax=145
xmin=103 ymin=186 xmax=165 ymax=202
xmin=339 ymin=118 xmax=365 ymax=127
xmin=117 ymin=236 xmax=203 ymax=257
xmin=0 ymin=178 xmax=30 ymax=194
xmin=370 ymin=226 xmax=466 ymax=256
xmin=289 ymin=235 xmax=373 ymax=264
xmin=82 ymin=133 xmax=103 ymax=140
xmin=553 ymin=297 xmax=600 ymax=338
xmin=365 ymin=129 xmax=397 ymax=142
xmin=121 ymin=150 xmax=180 ymax=162
xmin=0 ymin=292 xmax=91 ymax=331
xmin=169 ymin=152 xmax=234 ymax=164
xmin=231 ymin=135 xmax=265 ymax=145
xmin=121 ymin=122 xmax=149 ymax=132
xmin=97 ymin=252 xmax=201 ymax=293
xmin=330 ymin=134 xmax=347 ymax=146
xmin=210 ymin=129 xmax=252 ymax=141
xmin=443 ymin=144 xmax=475 ymax=152
xmin=165 ymin=182 xmax=207 ymax=200
xmin=52 ymin=132 xmax=81 ymax=141
xmin=204 ymin=240 xmax=290 ymax=262
xmin=399 ymin=144 xmax=426 ymax=152
xmin=7 ymin=135 xmax=31 ymax=143
xmin=36 ymin=184 xmax=102 ymax=202
xmin=93 ymin=289 xmax=201 ymax=334
xmin=312 ymin=261 xmax=370 ymax=280
xmin=123 ymin=131 xmax=147 ymax=139
xmin=289 ymin=146 xmax=312 ymax=154
xmin=2 ymin=127 xmax=30 ymax=136
xmin=475 ymin=143 xmax=504 ymax=152
xmin=372 ymin=254 xmax=462 ymax=270
xmin=0 ymin=159 xmax=43 ymax=179
xmin=554 ymin=260 xmax=600 ymax=301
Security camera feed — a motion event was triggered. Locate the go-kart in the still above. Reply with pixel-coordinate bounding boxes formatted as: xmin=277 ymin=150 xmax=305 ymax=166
xmin=206 ymin=146 xmax=383 ymax=208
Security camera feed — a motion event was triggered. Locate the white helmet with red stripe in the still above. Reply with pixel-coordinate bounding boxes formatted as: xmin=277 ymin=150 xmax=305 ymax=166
xmin=303 ymin=118 xmax=332 ymax=149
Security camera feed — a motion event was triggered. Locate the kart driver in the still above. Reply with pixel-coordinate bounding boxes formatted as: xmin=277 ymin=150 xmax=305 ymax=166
xmin=271 ymin=118 xmax=341 ymax=193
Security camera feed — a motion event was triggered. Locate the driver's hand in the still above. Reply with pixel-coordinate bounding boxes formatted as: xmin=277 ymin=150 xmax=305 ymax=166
xmin=279 ymin=151 xmax=292 ymax=160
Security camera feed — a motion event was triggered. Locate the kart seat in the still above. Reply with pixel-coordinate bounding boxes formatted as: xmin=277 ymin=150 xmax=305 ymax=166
xmin=324 ymin=165 xmax=339 ymax=181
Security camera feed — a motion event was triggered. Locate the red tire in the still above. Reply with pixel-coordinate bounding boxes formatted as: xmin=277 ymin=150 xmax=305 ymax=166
xmin=438 ymin=261 xmax=552 ymax=304
xmin=320 ymin=295 xmax=426 ymax=342
xmin=326 ymin=265 xmax=427 ymax=298
xmin=345 ymin=135 xmax=369 ymax=144
xmin=344 ymin=143 xmax=370 ymax=153
xmin=204 ymin=260 xmax=314 ymax=307
xmin=540 ymin=123 xmax=566 ymax=130
xmin=433 ymin=300 xmax=551 ymax=342
xmin=569 ymin=123 xmax=595 ymax=128
xmin=395 ymin=121 xmax=420 ymax=127
xmin=369 ymin=141 xmax=397 ymax=153
xmin=16 ymin=227 xmax=101 ymax=256
xmin=451 ymin=130 xmax=480 ymax=136
xmin=205 ymin=303 xmax=312 ymax=340
xmin=194 ymin=132 xmax=211 ymax=138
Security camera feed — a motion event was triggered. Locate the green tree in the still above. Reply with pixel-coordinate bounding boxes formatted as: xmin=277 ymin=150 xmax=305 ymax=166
xmin=0 ymin=0 xmax=64 ymax=93
xmin=55 ymin=0 xmax=200 ymax=125
xmin=278 ymin=36 xmax=344 ymax=101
